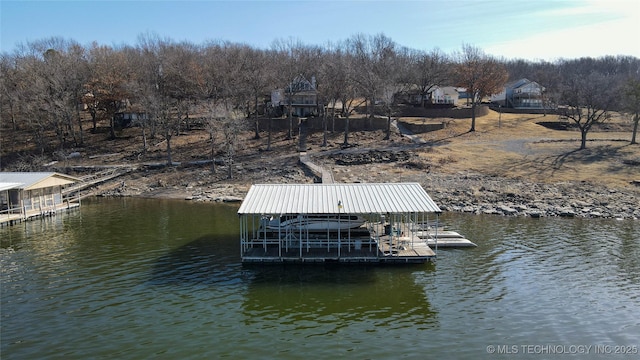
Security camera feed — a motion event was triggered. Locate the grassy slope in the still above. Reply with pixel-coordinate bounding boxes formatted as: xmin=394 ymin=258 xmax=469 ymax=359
xmin=405 ymin=110 xmax=640 ymax=188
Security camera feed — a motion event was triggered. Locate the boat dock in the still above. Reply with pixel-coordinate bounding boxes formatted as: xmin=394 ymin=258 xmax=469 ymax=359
xmin=1 ymin=172 xmax=82 ymax=227
xmin=240 ymin=217 xmax=478 ymax=264
xmin=238 ymin=183 xmax=449 ymax=265
xmin=242 ymin=224 xmax=437 ymax=264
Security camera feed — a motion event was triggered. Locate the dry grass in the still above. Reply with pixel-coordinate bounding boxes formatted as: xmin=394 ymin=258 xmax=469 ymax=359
xmin=403 ymin=110 xmax=640 ymax=188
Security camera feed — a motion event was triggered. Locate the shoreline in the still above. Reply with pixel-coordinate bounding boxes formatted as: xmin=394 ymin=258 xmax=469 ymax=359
xmin=92 ymin=169 xmax=640 ymax=220
xmin=422 ymin=172 xmax=639 ymax=220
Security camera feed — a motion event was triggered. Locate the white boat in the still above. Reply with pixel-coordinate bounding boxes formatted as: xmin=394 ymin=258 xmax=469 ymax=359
xmin=264 ymin=214 xmax=366 ymax=231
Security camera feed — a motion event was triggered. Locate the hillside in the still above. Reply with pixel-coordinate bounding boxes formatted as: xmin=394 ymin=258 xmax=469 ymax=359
xmin=2 ymin=110 xmax=639 ymax=218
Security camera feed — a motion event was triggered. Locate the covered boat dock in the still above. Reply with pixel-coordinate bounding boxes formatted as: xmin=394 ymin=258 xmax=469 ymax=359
xmin=1 ymin=172 xmax=81 ymax=227
xmin=237 ymin=183 xmax=443 ymax=264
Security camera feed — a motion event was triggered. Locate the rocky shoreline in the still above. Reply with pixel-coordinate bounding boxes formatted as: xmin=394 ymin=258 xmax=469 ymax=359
xmin=95 ymin=166 xmax=640 ymax=220
xmin=422 ymin=173 xmax=640 ymax=220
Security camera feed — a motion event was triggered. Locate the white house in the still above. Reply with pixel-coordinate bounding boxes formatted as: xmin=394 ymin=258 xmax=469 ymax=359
xmin=429 ymin=86 xmax=460 ymax=105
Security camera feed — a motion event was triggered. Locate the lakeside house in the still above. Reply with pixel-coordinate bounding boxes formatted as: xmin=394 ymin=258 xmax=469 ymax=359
xmin=0 ymin=172 xmax=81 ymax=226
xmin=490 ymin=78 xmax=548 ymax=109
xmin=271 ymin=75 xmax=318 ymax=117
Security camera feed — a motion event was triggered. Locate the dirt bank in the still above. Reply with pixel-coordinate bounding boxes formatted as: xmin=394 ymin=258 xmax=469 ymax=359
xmin=84 ymin=113 xmax=639 ymax=220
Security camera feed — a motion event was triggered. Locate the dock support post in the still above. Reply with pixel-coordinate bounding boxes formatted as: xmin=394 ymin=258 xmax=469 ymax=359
xmin=434 ymin=212 xmax=440 ymax=255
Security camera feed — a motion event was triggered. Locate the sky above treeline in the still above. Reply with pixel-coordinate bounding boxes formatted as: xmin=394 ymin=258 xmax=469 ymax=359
xmin=1 ymin=0 xmax=639 ymax=61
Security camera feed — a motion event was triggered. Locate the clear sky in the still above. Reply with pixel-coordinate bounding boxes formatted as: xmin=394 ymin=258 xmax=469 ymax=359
xmin=1 ymin=0 xmax=639 ymax=61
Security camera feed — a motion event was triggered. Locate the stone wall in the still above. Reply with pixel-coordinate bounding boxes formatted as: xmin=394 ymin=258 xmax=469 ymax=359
xmin=254 ymin=116 xmax=389 ymax=132
xmin=488 ymin=105 xmax=557 ymax=115
xmin=399 ymin=122 xmax=446 ymax=133
xmin=400 ymin=105 xmax=489 ymax=118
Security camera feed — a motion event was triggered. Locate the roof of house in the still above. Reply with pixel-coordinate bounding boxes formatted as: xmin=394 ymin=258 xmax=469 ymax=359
xmin=238 ymin=183 xmax=441 ymax=215
xmin=0 ymin=172 xmax=80 ymax=191
xmin=285 ymin=75 xmax=317 ymax=93
xmin=506 ymin=78 xmax=544 ymax=89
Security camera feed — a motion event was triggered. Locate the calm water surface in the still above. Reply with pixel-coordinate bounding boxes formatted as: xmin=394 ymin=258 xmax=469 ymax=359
xmin=1 ymin=198 xmax=639 ymax=359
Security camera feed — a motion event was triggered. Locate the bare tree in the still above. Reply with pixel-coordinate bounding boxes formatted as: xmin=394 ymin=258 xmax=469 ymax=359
xmin=64 ymin=43 xmax=90 ymax=146
xmin=129 ymin=36 xmax=165 ymax=154
xmin=241 ymin=47 xmax=272 ymax=139
xmin=409 ymin=48 xmax=450 ymax=108
xmin=23 ymin=38 xmax=90 ymax=150
xmin=0 ymin=53 xmax=24 ymax=132
xmin=559 ymin=70 xmax=619 ymax=150
xmin=5 ymin=46 xmax=51 ymax=154
xmin=379 ymin=85 xmax=400 ymax=140
xmin=198 ymin=41 xmax=228 ymax=158
xmin=155 ymin=41 xmax=201 ymax=165
xmin=379 ymin=46 xmax=414 ymax=139
xmin=271 ymin=39 xmax=320 ymax=139
xmin=340 ymin=62 xmax=366 ymax=147
xmin=317 ymin=43 xmax=350 ymax=143
xmin=318 ymin=42 xmax=364 ymax=146
xmin=86 ymin=43 xmax=131 ymax=140
xmin=347 ymin=33 xmax=397 ymax=121
xmin=203 ymin=103 xmax=222 ymax=173
xmin=622 ymin=77 xmax=640 ymax=145
xmin=453 ymin=44 xmax=508 ymax=132
xmin=210 ymin=106 xmax=246 ymax=179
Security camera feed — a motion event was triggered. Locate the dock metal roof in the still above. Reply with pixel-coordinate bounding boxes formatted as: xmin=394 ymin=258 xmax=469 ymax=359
xmin=0 ymin=182 xmax=22 ymax=191
xmin=0 ymin=172 xmax=80 ymax=191
xmin=238 ymin=183 xmax=441 ymax=215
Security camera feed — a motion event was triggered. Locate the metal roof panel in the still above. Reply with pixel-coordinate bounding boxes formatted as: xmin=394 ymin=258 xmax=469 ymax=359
xmin=0 ymin=172 xmax=80 ymax=190
xmin=237 ymin=183 xmax=441 ymax=215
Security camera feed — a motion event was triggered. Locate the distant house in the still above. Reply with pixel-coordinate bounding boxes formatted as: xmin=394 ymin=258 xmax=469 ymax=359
xmin=491 ymin=78 xmax=547 ymax=109
xmin=114 ymin=112 xmax=149 ymax=128
xmin=430 ymin=86 xmax=461 ymax=105
xmin=0 ymin=172 xmax=81 ymax=226
xmin=397 ymin=85 xmax=424 ymax=105
xmin=398 ymin=85 xmax=462 ymax=106
xmin=272 ymin=75 xmax=318 ymax=117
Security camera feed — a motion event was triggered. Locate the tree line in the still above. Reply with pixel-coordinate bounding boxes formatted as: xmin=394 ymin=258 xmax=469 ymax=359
xmin=1 ymin=33 xmax=639 ymax=173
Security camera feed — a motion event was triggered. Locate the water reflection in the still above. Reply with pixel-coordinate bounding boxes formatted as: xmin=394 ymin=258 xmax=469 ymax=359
xmin=149 ymin=234 xmax=246 ymax=287
xmin=242 ymin=264 xmax=437 ymax=327
xmin=2 ymin=199 xmax=639 ymax=359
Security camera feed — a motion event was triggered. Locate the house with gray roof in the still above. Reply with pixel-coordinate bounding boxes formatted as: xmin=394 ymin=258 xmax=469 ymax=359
xmin=491 ymin=78 xmax=548 ymax=109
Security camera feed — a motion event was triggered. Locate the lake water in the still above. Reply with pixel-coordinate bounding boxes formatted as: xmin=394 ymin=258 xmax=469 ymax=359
xmin=1 ymin=198 xmax=639 ymax=359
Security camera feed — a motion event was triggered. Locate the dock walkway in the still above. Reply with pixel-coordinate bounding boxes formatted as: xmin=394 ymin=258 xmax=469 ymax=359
xmin=1 ymin=202 xmax=80 ymax=227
